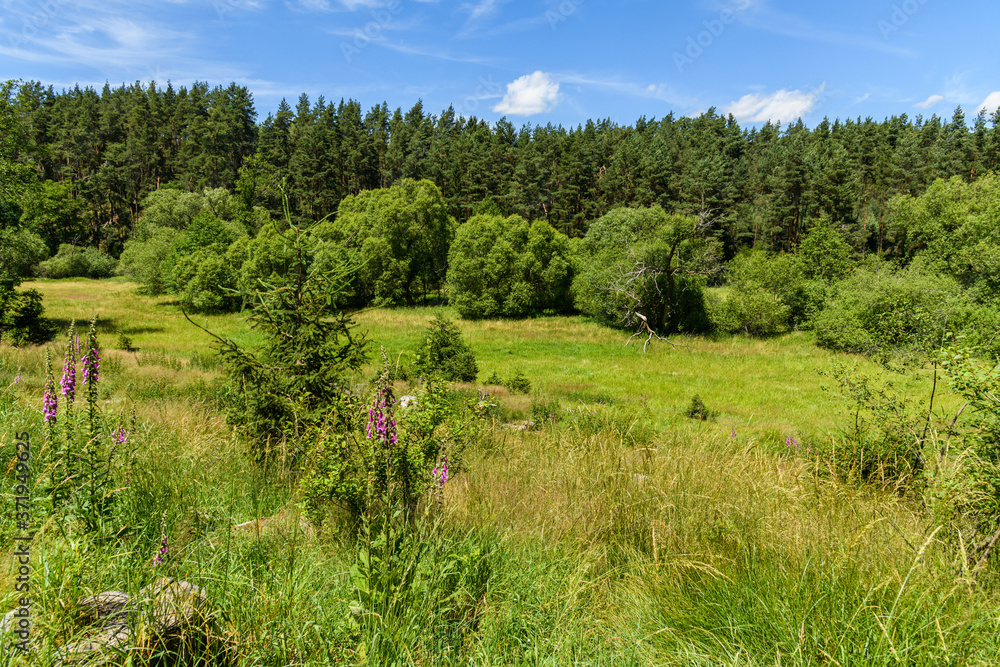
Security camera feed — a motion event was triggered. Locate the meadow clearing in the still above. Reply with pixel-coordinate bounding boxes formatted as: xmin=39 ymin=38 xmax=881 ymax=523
xmin=1 ymin=278 xmax=997 ymax=666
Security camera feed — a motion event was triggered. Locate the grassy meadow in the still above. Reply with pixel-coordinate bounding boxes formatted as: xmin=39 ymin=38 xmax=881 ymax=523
xmin=1 ymin=278 xmax=997 ymax=665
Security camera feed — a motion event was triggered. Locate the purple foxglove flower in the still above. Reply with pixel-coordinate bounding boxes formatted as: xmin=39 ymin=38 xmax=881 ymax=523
xmin=61 ymin=353 xmax=76 ymax=403
xmin=43 ymin=381 xmax=58 ymax=424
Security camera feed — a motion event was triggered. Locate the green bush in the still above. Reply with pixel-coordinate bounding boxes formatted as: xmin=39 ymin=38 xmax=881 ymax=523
xmin=317 ymin=179 xmax=455 ymax=307
xmin=815 ymin=259 xmax=974 ymax=357
xmin=503 ymin=369 xmax=532 ymax=394
xmin=710 ymin=249 xmax=832 ymax=336
xmin=173 ymin=247 xmax=240 ymax=313
xmin=0 ymin=283 xmax=55 ymax=345
xmin=414 ymin=314 xmax=478 ymax=382
xmin=117 ymin=227 xmax=179 ymax=294
xmin=37 ymin=244 xmax=117 ymax=279
xmin=302 ymin=374 xmax=478 ymax=526
xmin=574 ymin=206 xmax=716 ymax=334
xmin=447 ymin=214 xmax=576 ymax=319
xmin=0 ymin=226 xmax=48 ymax=278
xmin=686 ymin=395 xmax=717 ymax=421
xmin=709 ymin=283 xmax=791 ymax=337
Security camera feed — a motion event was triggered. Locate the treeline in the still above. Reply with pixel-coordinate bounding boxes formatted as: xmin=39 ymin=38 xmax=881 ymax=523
xmin=4 ymin=79 xmax=1000 ymax=257
xmin=2 ymin=79 xmax=1000 ymax=360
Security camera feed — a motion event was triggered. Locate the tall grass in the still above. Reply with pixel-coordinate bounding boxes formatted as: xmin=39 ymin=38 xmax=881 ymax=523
xmin=0 ymin=281 xmax=996 ymax=665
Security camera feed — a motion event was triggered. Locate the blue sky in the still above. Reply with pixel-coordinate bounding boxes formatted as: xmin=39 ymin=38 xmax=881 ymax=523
xmin=2 ymin=0 xmax=998 ymax=128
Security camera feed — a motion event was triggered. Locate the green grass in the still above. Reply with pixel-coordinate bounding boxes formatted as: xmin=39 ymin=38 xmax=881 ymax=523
xmin=0 ymin=278 xmax=995 ymax=666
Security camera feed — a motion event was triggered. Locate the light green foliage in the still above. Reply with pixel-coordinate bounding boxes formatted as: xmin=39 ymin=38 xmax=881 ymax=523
xmin=119 ymin=188 xmax=249 ymax=309
xmin=939 ymin=343 xmax=1000 ymax=525
xmin=824 ymin=363 xmax=929 ymax=486
xmin=117 ymin=226 xmax=179 ymax=294
xmin=814 ymin=259 xmax=983 ymax=357
xmin=302 ymin=373 xmax=477 ymax=526
xmin=574 ymin=206 xmax=716 ymax=334
xmin=133 ymin=187 xmax=209 ymax=235
xmin=38 ymin=244 xmax=117 ymax=279
xmin=710 ymin=243 xmax=836 ymax=336
xmin=414 ymin=313 xmax=478 ymax=382
xmin=163 ymin=210 xmax=242 ymax=296
xmin=447 ymin=214 xmax=575 ymax=319
xmin=321 ymin=179 xmax=455 ymax=306
xmin=240 ymin=218 xmax=321 ymax=296
xmin=172 ymin=248 xmax=240 ymax=312
xmin=0 ymin=226 xmax=48 ymax=280
xmin=797 ymin=221 xmax=855 ymax=282
xmin=889 ymin=174 xmax=1000 ymax=304
xmin=710 ymin=250 xmax=798 ymax=336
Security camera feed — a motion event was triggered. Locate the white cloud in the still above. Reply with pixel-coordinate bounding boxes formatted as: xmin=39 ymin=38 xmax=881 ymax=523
xmin=976 ymin=91 xmax=1000 ymax=115
xmin=915 ymin=94 xmax=943 ymax=109
xmin=723 ymin=84 xmax=824 ymax=123
xmin=492 ymin=71 xmax=559 ymax=116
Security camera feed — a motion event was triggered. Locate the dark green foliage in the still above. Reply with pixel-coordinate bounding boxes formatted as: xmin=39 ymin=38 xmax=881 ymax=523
xmin=0 ymin=283 xmax=55 ymax=345
xmin=116 ymin=331 xmax=135 ymax=351
xmin=200 ymin=217 xmax=369 ymax=464
xmin=37 ymin=244 xmax=117 ymax=279
xmin=686 ymin=395 xmax=717 ymax=421
xmin=575 ymin=206 xmax=717 ymax=334
xmin=447 ymin=214 xmax=576 ymax=319
xmin=414 ymin=314 xmax=478 ymax=382
xmin=18 ymin=180 xmax=86 ymax=253
xmin=0 ymin=226 xmax=48 ymax=279
xmin=503 ymin=369 xmax=532 ymax=395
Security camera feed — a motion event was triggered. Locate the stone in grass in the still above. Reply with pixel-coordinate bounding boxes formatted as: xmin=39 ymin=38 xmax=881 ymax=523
xmin=0 ymin=579 xmax=212 ymax=666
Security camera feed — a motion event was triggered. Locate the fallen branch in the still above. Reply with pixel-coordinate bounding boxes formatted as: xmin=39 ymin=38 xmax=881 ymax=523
xmin=624 ymin=314 xmax=688 ymax=353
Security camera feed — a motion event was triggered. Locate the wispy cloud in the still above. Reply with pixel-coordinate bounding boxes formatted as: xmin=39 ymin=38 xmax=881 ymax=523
xmin=493 ymin=70 xmax=559 ymax=116
xmin=558 ymin=72 xmax=698 ymax=111
xmin=457 ymin=0 xmax=508 ymax=36
xmin=915 ymin=94 xmax=943 ymax=109
xmin=731 ymin=0 xmax=915 ymax=57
